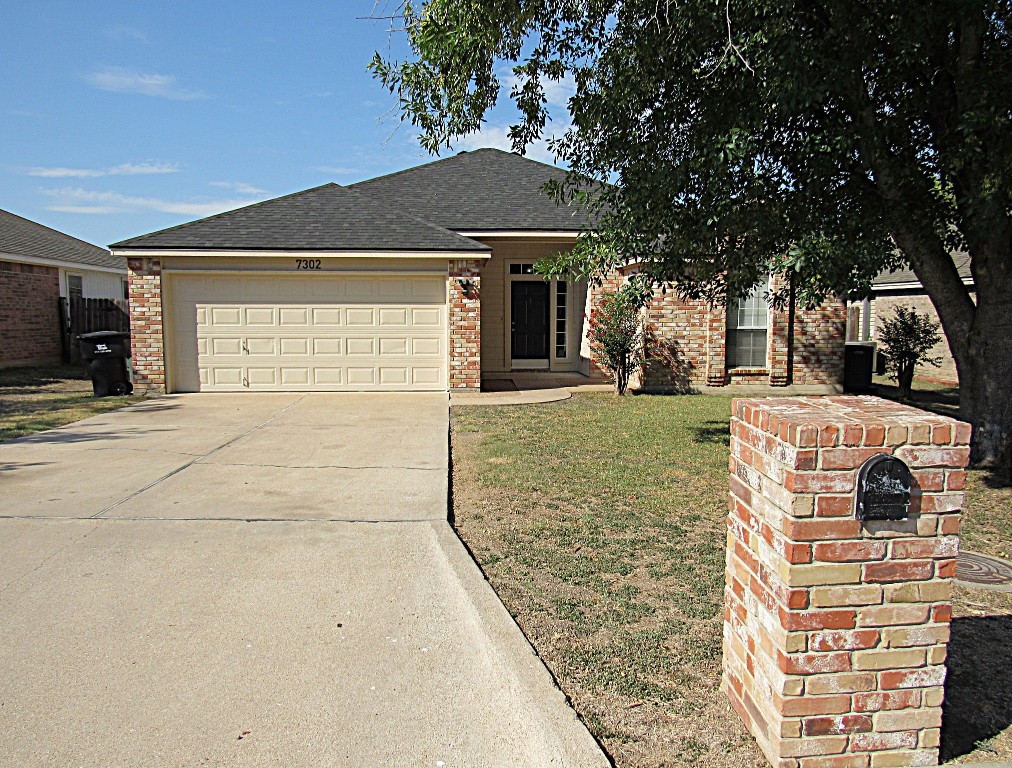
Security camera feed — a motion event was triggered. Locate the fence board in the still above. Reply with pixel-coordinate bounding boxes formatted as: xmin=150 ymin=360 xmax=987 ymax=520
xmin=61 ymin=297 xmax=130 ymax=363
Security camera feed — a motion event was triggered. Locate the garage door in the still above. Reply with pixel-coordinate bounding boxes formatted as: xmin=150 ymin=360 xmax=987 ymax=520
xmin=167 ymin=274 xmax=447 ymax=392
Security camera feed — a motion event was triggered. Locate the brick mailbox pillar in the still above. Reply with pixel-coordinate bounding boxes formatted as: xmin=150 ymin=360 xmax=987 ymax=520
xmin=723 ymin=396 xmax=970 ymax=768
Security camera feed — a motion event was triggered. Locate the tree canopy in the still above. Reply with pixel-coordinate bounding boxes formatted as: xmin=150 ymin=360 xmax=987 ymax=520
xmin=372 ymin=0 xmax=1012 ymax=465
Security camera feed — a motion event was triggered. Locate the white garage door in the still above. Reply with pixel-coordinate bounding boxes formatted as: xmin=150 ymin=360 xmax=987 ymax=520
xmin=167 ymin=273 xmax=447 ymax=392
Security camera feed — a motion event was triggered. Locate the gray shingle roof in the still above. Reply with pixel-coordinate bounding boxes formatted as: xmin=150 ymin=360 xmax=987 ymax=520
xmin=872 ymin=252 xmax=973 ymax=288
xmin=350 ymin=148 xmax=591 ymax=231
xmin=111 ymin=183 xmax=490 ymax=252
xmin=0 ymin=208 xmax=121 ymax=269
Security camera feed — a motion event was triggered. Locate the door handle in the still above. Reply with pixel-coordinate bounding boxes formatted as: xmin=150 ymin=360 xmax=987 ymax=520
xmin=242 ymin=340 xmax=249 ymax=355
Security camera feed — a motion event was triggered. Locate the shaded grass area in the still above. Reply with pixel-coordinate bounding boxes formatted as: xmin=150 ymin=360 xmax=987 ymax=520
xmin=0 ymin=364 xmax=140 ymax=442
xmin=451 ymin=392 xmax=1012 ymax=767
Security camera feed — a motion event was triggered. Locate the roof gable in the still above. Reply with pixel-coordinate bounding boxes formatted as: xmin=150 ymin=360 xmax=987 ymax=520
xmin=350 ymin=148 xmax=591 ymax=232
xmin=0 ymin=208 xmax=120 ymax=269
xmin=111 ymin=183 xmax=489 ymax=252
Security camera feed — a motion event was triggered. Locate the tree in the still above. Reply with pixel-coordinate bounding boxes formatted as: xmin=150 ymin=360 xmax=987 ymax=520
xmin=586 ymin=288 xmax=646 ymax=395
xmin=878 ymin=307 xmax=943 ymax=399
xmin=371 ymin=0 xmax=1012 ymax=467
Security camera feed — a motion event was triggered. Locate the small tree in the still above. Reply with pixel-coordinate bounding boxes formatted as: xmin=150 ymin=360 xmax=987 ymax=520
xmin=878 ymin=307 xmax=943 ymax=399
xmin=588 ymin=288 xmax=645 ymax=395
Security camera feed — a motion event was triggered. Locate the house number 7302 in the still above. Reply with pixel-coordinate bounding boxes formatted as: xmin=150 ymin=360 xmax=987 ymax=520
xmin=295 ymin=259 xmax=322 ymax=270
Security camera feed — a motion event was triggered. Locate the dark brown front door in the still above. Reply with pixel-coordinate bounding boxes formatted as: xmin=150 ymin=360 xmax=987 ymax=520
xmin=511 ymin=281 xmax=550 ymax=360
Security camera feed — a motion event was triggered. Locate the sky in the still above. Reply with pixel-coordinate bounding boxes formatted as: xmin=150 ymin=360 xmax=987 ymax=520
xmin=2 ymin=1 xmax=572 ymax=248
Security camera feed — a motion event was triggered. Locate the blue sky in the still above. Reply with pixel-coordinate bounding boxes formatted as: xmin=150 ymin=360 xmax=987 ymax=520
xmin=2 ymin=1 xmax=571 ymax=248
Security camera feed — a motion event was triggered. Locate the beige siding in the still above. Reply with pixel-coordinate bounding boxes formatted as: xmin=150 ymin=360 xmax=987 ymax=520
xmin=60 ymin=267 xmax=127 ymax=299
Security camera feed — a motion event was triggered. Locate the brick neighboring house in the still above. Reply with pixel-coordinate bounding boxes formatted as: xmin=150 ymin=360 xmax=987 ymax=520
xmin=109 ymin=149 xmax=846 ymax=393
xmin=849 ymin=254 xmax=973 ymax=385
xmin=0 ymin=208 xmax=127 ymax=368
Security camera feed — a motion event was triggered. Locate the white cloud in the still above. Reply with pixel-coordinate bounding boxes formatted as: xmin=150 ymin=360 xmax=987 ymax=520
xmin=42 ymin=188 xmax=259 ymax=217
xmin=315 ymin=165 xmax=361 ymax=176
xmin=86 ymin=67 xmax=207 ymax=100
xmin=209 ymin=181 xmax=267 ymax=195
xmin=453 ymin=123 xmax=566 ymax=166
xmin=47 ymin=205 xmax=125 ymax=215
xmin=104 ymin=25 xmax=148 ymax=42
xmin=26 ymin=162 xmax=179 ymax=178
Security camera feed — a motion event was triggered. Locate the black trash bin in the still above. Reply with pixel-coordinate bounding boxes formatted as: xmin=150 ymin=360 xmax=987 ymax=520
xmin=844 ymin=341 xmax=876 ymax=392
xmin=79 ymin=331 xmax=134 ymax=396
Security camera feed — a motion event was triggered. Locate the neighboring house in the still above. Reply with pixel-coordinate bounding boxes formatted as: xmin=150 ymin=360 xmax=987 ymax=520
xmin=0 ymin=208 xmax=127 ymax=368
xmin=849 ymin=254 xmax=973 ymax=384
xmin=110 ymin=149 xmax=845 ymax=393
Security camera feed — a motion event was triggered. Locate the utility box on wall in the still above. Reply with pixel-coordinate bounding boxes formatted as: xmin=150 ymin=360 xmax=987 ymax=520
xmin=724 ymin=396 xmax=970 ymax=768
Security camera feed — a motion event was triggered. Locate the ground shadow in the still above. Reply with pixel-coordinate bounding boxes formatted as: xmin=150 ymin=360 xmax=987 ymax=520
xmin=690 ymin=420 xmax=731 ymax=446
xmin=941 ymin=614 xmax=1012 ymax=760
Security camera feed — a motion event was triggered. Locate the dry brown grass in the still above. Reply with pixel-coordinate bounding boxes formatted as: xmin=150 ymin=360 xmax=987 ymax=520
xmin=451 ymin=392 xmax=1011 ymax=767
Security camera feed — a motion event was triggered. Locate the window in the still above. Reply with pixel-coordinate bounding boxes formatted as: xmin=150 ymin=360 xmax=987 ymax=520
xmin=727 ymin=282 xmax=768 ymax=368
xmin=67 ymin=274 xmax=83 ymax=300
xmin=555 ymin=280 xmax=568 ymax=358
xmin=122 ymin=279 xmax=129 ymax=300
xmin=509 ymin=263 xmax=536 ymax=275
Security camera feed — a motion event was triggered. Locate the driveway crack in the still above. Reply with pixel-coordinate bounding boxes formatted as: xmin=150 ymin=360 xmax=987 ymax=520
xmin=88 ymin=395 xmax=308 ymax=518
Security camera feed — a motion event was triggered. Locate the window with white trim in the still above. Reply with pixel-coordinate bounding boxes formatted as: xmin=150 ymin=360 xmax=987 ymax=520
xmin=67 ymin=274 xmax=83 ymax=300
xmin=555 ymin=280 xmax=568 ymax=358
xmin=727 ymin=282 xmax=769 ymax=368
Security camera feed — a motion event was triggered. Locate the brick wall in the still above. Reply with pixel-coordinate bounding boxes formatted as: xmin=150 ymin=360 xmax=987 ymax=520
xmin=127 ymin=258 xmax=165 ymax=391
xmin=449 ymin=259 xmax=481 ymax=391
xmin=590 ymin=270 xmax=846 ymax=390
xmin=724 ymin=396 xmax=969 ymax=768
xmin=0 ymin=260 xmax=62 ymax=367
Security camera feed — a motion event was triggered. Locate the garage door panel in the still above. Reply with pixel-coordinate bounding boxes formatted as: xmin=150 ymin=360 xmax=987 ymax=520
xmin=210 ymin=307 xmax=241 ymax=326
xmin=170 ymin=274 xmax=447 ymax=392
xmin=379 ymin=338 xmax=408 ymax=356
xmin=245 ymin=338 xmax=278 ymax=356
xmin=312 ymin=308 xmax=343 ymax=325
xmin=279 ymin=308 xmax=310 ymax=326
xmin=211 ymin=338 xmax=243 ymax=356
xmin=312 ymin=338 xmax=344 ymax=356
xmin=280 ymin=337 xmax=310 ymax=356
xmin=412 ymin=308 xmax=442 ymax=327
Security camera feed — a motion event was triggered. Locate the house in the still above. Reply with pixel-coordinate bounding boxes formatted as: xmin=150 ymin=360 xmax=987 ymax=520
xmin=849 ymin=254 xmax=973 ymax=385
xmin=1 ymin=208 xmax=128 ymax=368
xmin=110 ymin=149 xmax=846 ymax=393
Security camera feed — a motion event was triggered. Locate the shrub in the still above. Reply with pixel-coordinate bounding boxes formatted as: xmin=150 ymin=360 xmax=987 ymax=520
xmin=588 ymin=287 xmax=645 ymax=395
xmin=878 ymin=306 xmax=943 ymax=398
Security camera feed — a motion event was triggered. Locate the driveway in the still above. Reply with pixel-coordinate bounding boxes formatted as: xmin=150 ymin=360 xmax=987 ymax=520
xmin=0 ymin=394 xmax=607 ymax=767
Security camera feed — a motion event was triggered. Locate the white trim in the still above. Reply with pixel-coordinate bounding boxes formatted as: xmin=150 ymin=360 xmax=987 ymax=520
xmin=112 ymin=248 xmax=490 ymax=260
xmin=455 ymin=230 xmax=582 ymax=240
xmin=873 ymin=277 xmax=975 ymax=291
xmin=161 ymin=268 xmax=449 ymax=277
xmin=0 ymin=250 xmax=125 ymax=274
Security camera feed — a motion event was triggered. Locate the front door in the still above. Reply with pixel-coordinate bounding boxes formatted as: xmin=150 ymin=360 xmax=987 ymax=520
xmin=511 ymin=281 xmax=550 ymax=361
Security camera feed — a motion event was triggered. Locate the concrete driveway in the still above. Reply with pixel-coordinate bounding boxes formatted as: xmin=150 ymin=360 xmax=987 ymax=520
xmin=0 ymin=394 xmax=607 ymax=767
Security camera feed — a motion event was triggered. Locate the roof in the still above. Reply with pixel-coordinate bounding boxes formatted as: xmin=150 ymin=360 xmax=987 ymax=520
xmin=350 ymin=148 xmax=590 ymax=232
xmin=872 ymin=252 xmax=973 ymax=289
xmin=0 ymin=208 xmax=121 ymax=269
xmin=111 ymin=183 xmax=490 ymax=252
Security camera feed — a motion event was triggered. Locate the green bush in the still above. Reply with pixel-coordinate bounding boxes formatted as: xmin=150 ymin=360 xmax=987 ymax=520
xmin=878 ymin=306 xmax=942 ymax=398
xmin=588 ymin=288 xmax=645 ymax=395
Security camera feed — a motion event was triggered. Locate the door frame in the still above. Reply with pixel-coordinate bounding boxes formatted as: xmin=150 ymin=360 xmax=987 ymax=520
xmin=505 ymin=261 xmax=575 ymax=372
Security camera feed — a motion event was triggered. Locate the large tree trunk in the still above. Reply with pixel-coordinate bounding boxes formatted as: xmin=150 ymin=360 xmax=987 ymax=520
xmin=955 ymin=276 xmax=1012 ymax=469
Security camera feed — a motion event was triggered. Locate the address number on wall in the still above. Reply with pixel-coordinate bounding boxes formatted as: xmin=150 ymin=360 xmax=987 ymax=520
xmin=295 ymin=259 xmax=322 ymax=270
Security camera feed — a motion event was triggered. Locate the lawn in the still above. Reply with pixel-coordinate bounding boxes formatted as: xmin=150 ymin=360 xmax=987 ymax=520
xmin=0 ymin=364 xmax=141 ymax=442
xmin=451 ymin=391 xmax=1012 ymax=767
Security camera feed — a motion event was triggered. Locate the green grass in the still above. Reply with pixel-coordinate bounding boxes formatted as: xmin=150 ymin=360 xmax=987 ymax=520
xmin=451 ymin=391 xmax=1012 ymax=767
xmin=0 ymin=364 xmax=141 ymax=442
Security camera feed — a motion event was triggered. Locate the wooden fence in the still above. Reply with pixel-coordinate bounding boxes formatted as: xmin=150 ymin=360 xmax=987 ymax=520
xmin=59 ymin=297 xmax=130 ymax=363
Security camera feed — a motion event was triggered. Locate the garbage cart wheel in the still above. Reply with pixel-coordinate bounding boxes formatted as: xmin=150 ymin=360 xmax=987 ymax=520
xmin=110 ymin=382 xmax=133 ymax=396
